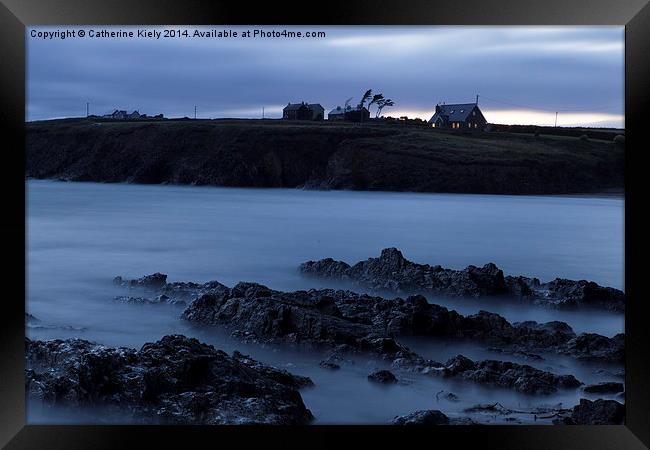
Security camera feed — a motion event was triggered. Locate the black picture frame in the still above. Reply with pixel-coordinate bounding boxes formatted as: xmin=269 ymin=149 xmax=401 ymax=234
xmin=1 ymin=0 xmax=648 ymax=448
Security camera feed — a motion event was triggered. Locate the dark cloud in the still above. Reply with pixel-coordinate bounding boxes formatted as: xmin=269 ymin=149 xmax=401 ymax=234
xmin=27 ymin=26 xmax=624 ymax=127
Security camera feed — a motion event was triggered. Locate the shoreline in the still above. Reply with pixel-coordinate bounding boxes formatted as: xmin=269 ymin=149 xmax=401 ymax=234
xmin=25 ymin=177 xmax=625 ymax=199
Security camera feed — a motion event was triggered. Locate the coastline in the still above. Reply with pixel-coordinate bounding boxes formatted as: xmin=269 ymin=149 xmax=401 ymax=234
xmin=27 ymin=119 xmax=624 ymax=196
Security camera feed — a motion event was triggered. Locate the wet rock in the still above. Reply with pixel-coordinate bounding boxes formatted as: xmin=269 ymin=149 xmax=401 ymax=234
xmin=537 ymin=278 xmax=625 ymax=312
xmin=487 ymin=347 xmax=544 ymax=361
xmin=583 ymin=382 xmax=624 ymax=394
xmin=301 ymin=248 xmax=508 ymax=298
xmin=464 ymin=402 xmax=514 ymax=415
xmin=179 ymin=280 xmax=622 ymax=364
xmin=114 ymin=273 xmax=228 ymax=304
xmin=300 ymin=248 xmax=625 ymax=312
xmin=319 ymin=361 xmax=341 ymax=370
xmin=560 ymin=333 xmax=624 ymax=363
xmin=393 ymin=409 xmax=450 ymax=425
xmin=113 ymin=295 xmax=186 ymax=306
xmin=557 ymin=398 xmax=625 ymax=425
xmin=114 ymin=272 xmax=167 ymax=289
xmin=25 ymin=335 xmax=313 ymax=425
xmin=231 ymin=350 xmax=314 ymax=389
xmin=25 ymin=313 xmax=40 ymax=324
xmin=440 ymin=355 xmax=581 ymax=395
xmin=435 ymin=390 xmax=459 ymax=402
xmin=368 ymin=369 xmax=398 ymax=384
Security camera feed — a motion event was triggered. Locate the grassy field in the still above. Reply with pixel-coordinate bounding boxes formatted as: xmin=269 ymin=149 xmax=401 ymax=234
xmin=26 ymin=118 xmax=624 ymax=195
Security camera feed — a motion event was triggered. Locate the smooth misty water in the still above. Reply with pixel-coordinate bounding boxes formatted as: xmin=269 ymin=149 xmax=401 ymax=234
xmin=26 ymin=180 xmax=625 ymax=424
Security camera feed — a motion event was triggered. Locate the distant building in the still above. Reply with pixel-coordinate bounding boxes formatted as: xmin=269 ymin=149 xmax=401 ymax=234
xmin=428 ymin=103 xmax=487 ymax=130
xmin=283 ymin=102 xmax=324 ymax=121
xmin=309 ymin=104 xmax=324 ymax=120
xmin=103 ymin=109 xmax=128 ymax=120
xmin=101 ymin=109 xmax=164 ymax=120
xmin=328 ymin=105 xmax=348 ymax=121
xmin=344 ymin=106 xmax=370 ymax=122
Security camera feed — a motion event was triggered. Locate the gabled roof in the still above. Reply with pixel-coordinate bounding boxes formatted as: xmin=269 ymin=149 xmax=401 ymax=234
xmin=284 ymin=103 xmax=309 ymax=111
xmin=308 ymin=104 xmax=324 ymax=110
xmin=430 ymin=103 xmax=479 ymax=123
xmin=328 ymin=106 xmax=347 ymax=115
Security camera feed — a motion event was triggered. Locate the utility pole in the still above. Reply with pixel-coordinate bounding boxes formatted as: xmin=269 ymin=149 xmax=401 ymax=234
xmin=476 ymin=94 xmax=479 ymax=105
xmin=554 ymin=111 xmax=558 ymax=128
xmin=262 ymin=106 xmax=265 ymax=119
xmin=194 ymin=106 xmax=197 ymax=119
xmin=86 ymin=102 xmax=89 ymax=117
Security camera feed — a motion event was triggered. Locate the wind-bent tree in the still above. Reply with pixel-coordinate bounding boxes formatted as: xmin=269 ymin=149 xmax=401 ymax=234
xmin=358 ymin=89 xmax=373 ymax=109
xmin=376 ymin=99 xmax=395 ymax=117
xmin=357 ymin=89 xmax=373 ymax=124
xmin=368 ymin=93 xmax=384 ymax=117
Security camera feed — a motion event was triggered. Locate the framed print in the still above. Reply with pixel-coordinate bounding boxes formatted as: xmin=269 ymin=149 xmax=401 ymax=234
xmin=1 ymin=0 xmax=648 ymax=448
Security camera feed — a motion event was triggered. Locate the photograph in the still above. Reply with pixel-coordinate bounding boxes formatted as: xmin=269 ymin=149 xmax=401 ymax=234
xmin=22 ymin=24 xmax=630 ymax=427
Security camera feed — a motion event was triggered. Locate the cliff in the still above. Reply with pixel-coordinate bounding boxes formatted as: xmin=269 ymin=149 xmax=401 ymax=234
xmin=26 ymin=119 xmax=624 ymax=194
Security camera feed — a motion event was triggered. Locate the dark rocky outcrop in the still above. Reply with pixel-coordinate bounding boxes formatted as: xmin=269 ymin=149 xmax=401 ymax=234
xmin=583 ymin=382 xmax=624 ymax=394
xmin=114 ymin=272 xmax=167 ymax=289
xmin=559 ymin=333 xmax=625 ymax=362
xmin=25 ymin=335 xmax=313 ymax=425
xmin=393 ymin=410 xmax=450 ymax=425
xmin=175 ymin=277 xmax=622 ymax=363
xmin=553 ymin=399 xmax=625 ymax=425
xmin=368 ymin=370 xmax=398 ymax=384
xmin=114 ymin=274 xmax=229 ymax=305
xmin=439 ymin=355 xmax=581 ymax=395
xmin=175 ymin=280 xmax=588 ymax=395
xmin=299 ymin=248 xmax=625 ymax=312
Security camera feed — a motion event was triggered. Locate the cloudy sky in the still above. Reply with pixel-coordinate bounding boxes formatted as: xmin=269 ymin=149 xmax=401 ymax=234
xmin=27 ymin=26 xmax=624 ymax=127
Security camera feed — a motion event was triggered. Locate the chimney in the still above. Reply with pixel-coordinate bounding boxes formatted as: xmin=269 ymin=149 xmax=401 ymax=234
xmin=435 ymin=104 xmax=441 ymax=114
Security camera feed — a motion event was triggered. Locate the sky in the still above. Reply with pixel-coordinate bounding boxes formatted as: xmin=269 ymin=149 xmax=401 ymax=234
xmin=27 ymin=26 xmax=624 ymax=128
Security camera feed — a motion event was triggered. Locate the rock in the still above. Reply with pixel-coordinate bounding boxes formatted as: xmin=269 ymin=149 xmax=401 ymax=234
xmin=539 ymin=278 xmax=625 ymax=312
xmin=300 ymin=248 xmax=625 ymax=312
xmin=464 ymin=402 xmax=514 ymax=415
xmin=180 ymin=279 xmax=621 ymax=363
xmin=231 ymin=350 xmax=314 ymax=389
xmin=301 ymin=248 xmax=508 ymax=298
xmin=560 ymin=333 xmax=624 ymax=363
xmin=114 ymin=272 xmax=167 ymax=289
xmin=113 ymin=294 xmax=185 ymax=306
xmin=440 ymin=355 xmax=581 ymax=395
xmin=443 ymin=392 xmax=459 ymax=402
xmin=583 ymin=382 xmax=624 ymax=394
xmin=319 ymin=361 xmax=341 ymax=370
xmin=567 ymin=399 xmax=625 ymax=425
xmin=393 ymin=410 xmax=450 ymax=425
xmin=25 ymin=313 xmax=40 ymax=324
xmin=435 ymin=390 xmax=459 ymax=402
xmin=487 ymin=347 xmax=544 ymax=361
xmin=368 ymin=369 xmax=398 ymax=384
xmin=114 ymin=273 xmax=228 ymax=304
xmin=25 ymin=335 xmax=313 ymax=425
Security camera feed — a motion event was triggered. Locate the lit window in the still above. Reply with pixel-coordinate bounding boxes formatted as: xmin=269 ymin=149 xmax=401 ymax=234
xmin=460 ymin=109 xmax=464 ymax=113
xmin=450 ymin=110 xmax=455 ymax=114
